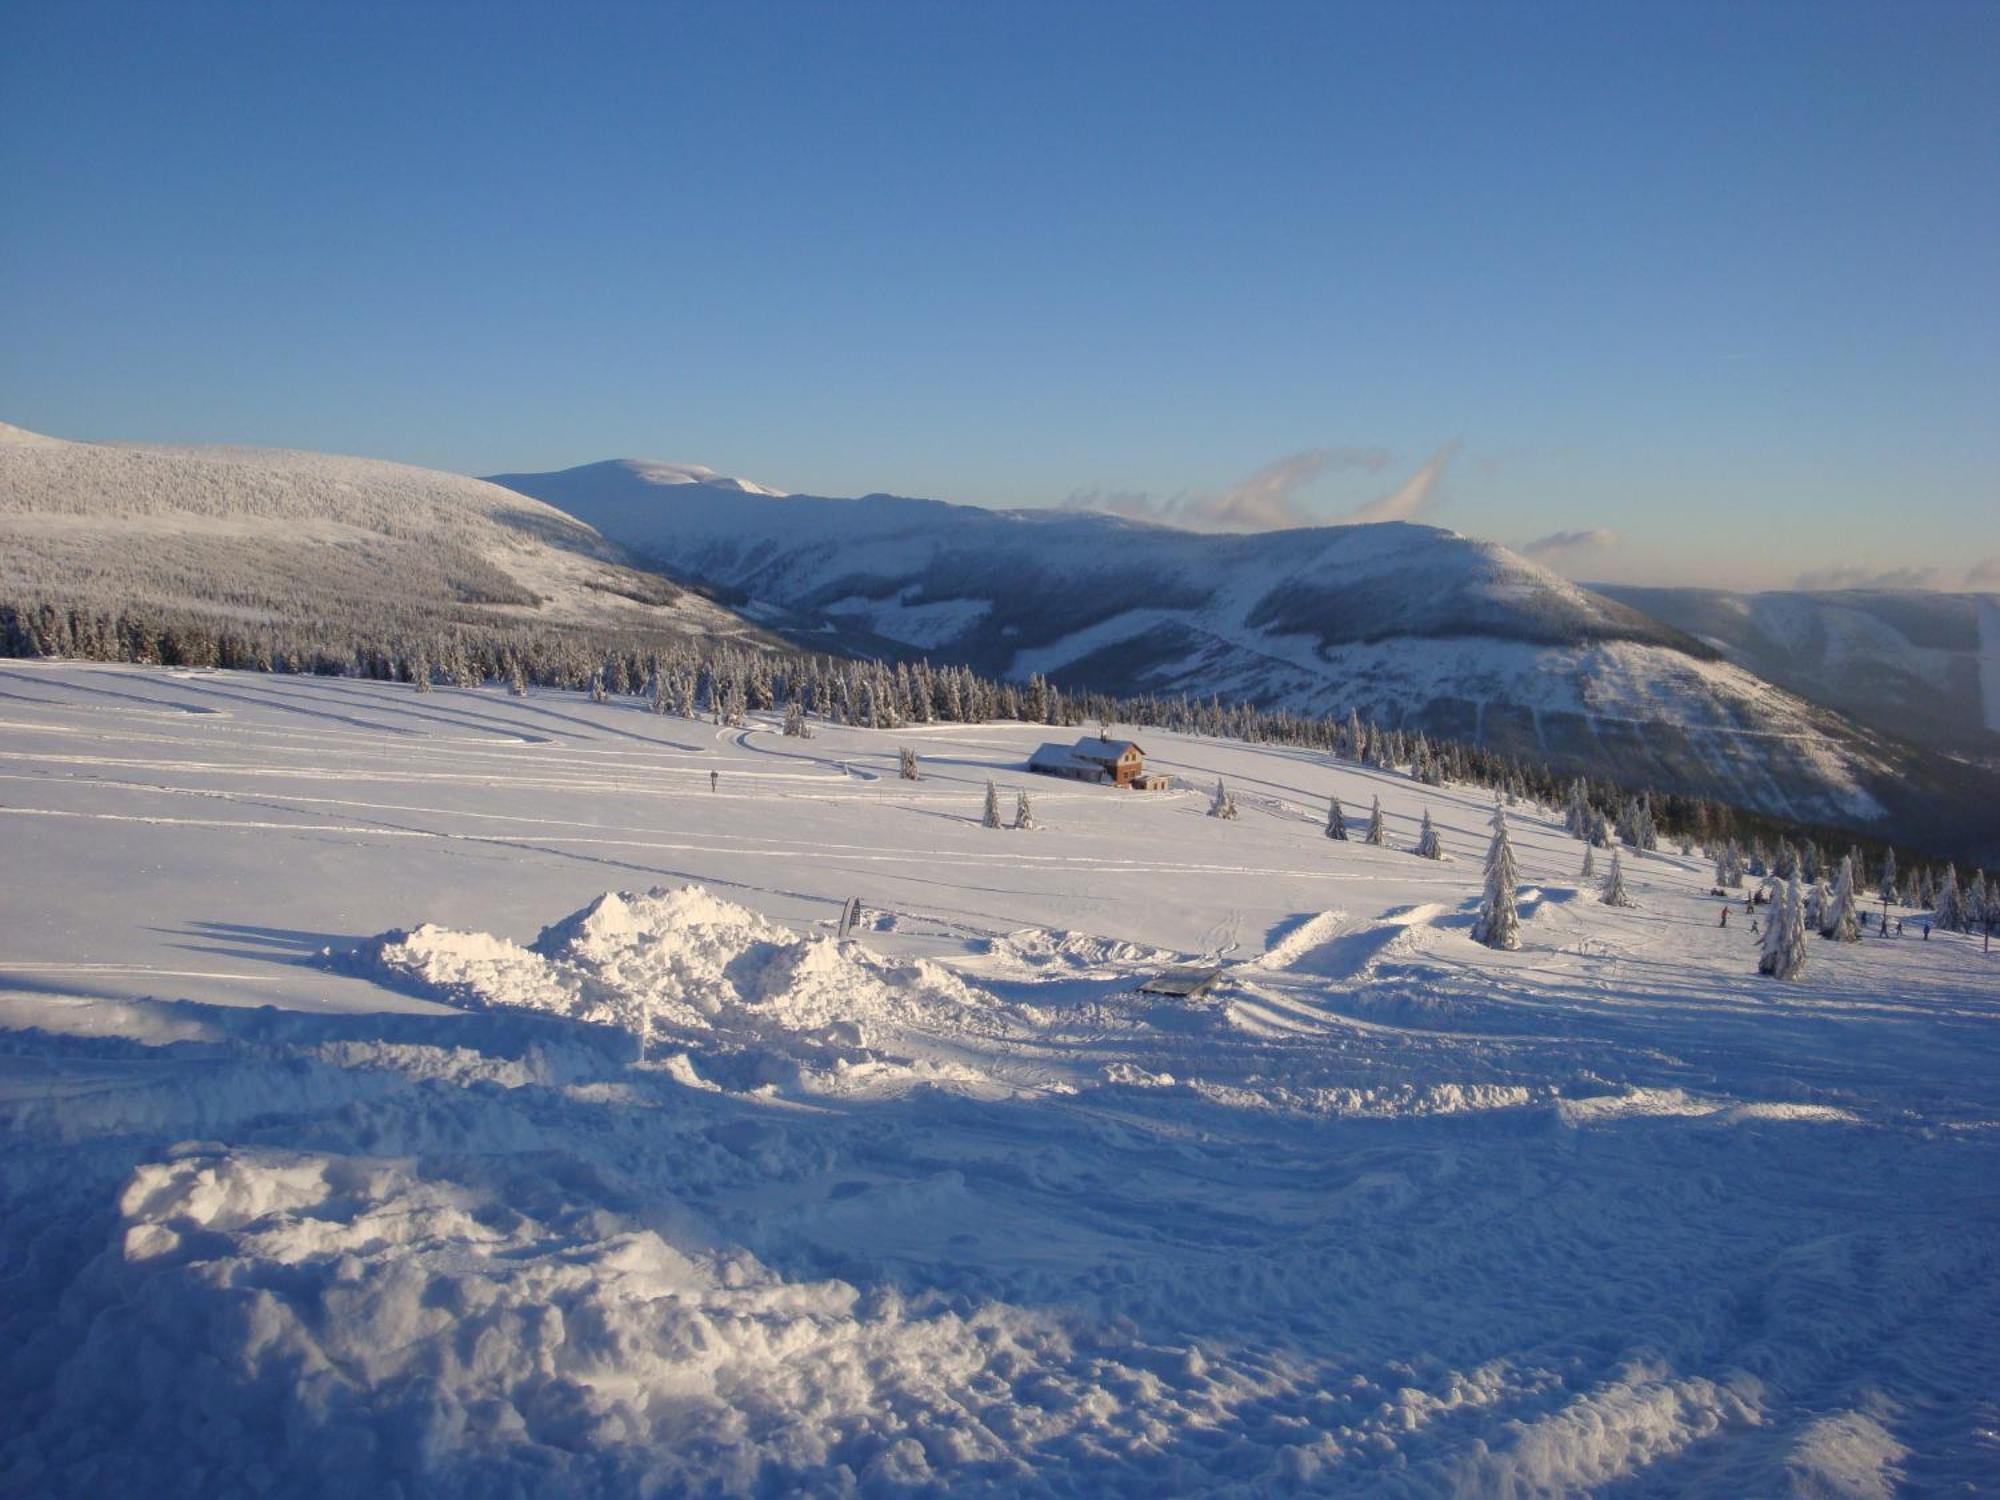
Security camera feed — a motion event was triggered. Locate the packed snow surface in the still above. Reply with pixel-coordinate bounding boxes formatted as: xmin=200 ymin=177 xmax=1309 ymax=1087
xmin=2 ymin=662 xmax=1996 ymax=1496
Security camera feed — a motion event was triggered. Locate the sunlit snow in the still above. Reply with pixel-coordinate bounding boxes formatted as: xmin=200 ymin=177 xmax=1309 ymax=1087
xmin=1 ymin=661 xmax=1994 ymax=1496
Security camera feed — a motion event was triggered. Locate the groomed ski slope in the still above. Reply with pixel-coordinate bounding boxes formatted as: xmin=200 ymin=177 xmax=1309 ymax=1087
xmin=1 ymin=661 xmax=1994 ymax=1497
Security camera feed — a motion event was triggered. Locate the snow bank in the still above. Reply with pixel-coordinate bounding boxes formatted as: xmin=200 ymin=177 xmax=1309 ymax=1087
xmin=359 ymin=885 xmax=1027 ymax=1096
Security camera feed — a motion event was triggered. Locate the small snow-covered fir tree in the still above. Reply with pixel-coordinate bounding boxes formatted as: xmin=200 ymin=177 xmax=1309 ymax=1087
xmin=1759 ymin=876 xmax=1809 ymax=979
xmin=1472 ymin=811 xmax=1521 ymax=950
xmin=982 ymin=781 xmax=1002 ymax=829
xmin=1935 ymin=865 xmax=1965 ymax=931
xmin=1365 ymin=796 xmax=1386 ymax=845
xmin=507 ymin=657 xmax=528 ymax=697
xmin=1878 ymin=847 xmax=1898 ymax=904
xmin=1325 ymin=797 xmax=1347 ymax=840
xmin=899 ymin=746 xmax=920 ymax=781
xmin=1822 ymin=854 xmax=1860 ymax=941
xmin=1209 ymin=779 xmax=1239 ymax=820
xmin=1414 ymin=808 xmax=1442 ymax=859
xmin=1580 ymin=843 xmax=1597 ymax=881
xmin=1805 ymin=878 xmax=1828 ymax=933
xmin=1564 ymin=779 xmax=1591 ymax=839
xmin=782 ymin=700 xmax=807 ymax=737
xmin=1013 ymin=788 xmax=1035 ymax=830
xmin=1601 ymin=848 xmax=1636 ymax=907
xmin=589 ymin=671 xmax=607 ymax=704
xmin=1715 ymin=842 xmax=1745 ymax=888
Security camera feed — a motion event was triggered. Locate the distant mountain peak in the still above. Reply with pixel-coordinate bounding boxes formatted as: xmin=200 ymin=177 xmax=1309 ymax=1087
xmin=506 ymin=458 xmax=786 ymax=498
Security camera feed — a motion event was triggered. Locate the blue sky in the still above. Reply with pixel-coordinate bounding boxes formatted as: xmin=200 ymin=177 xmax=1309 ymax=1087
xmin=3 ymin=0 xmax=1995 ymax=588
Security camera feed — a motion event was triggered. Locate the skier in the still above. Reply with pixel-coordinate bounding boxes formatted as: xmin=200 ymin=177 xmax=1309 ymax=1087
xmin=710 ymin=770 xmax=718 ymax=793
xmin=1923 ymin=923 xmax=1931 ymax=940
xmin=1719 ymin=908 xmax=1729 ymax=928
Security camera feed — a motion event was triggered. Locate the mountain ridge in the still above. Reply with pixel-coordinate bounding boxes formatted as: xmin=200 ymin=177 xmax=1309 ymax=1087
xmin=0 ymin=422 xmax=773 ymax=654
xmin=482 ymin=459 xmax=1929 ymax=835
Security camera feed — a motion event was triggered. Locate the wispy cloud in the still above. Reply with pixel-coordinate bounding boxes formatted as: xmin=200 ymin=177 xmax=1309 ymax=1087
xmin=1337 ymin=440 xmax=1460 ymax=525
xmin=1793 ymin=564 xmax=1943 ymax=591
xmin=1520 ymin=527 xmax=1619 ymax=563
xmin=1964 ymin=557 xmax=2000 ymax=588
xmin=1206 ymin=447 xmax=1390 ymax=530
xmin=1063 ymin=446 xmax=1392 ymax=532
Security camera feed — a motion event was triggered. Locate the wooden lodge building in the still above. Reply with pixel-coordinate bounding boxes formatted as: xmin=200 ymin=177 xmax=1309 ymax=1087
xmin=1027 ymin=736 xmax=1171 ymax=790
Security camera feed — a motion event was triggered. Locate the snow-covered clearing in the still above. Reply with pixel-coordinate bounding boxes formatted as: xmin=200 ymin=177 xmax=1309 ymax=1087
xmin=2 ymin=661 xmax=1995 ymax=1496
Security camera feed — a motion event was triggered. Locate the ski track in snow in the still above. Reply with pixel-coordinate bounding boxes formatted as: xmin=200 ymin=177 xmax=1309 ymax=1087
xmin=1 ymin=660 xmax=1997 ymax=1498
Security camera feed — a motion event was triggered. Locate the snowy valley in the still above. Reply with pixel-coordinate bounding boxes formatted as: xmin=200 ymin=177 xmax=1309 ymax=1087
xmin=484 ymin=459 xmax=1959 ymax=843
xmin=2 ymin=661 xmax=1995 ymax=1496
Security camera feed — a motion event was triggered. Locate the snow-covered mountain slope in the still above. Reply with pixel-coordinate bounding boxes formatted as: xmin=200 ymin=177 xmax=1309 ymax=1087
xmin=1597 ymin=583 xmax=2000 ymax=755
xmin=3 ymin=664 xmax=1996 ymax=1495
xmin=483 ymin=462 xmax=1901 ymax=827
xmin=0 ymin=422 xmax=767 ymax=648
xmin=502 ymin=456 xmax=789 ymax=500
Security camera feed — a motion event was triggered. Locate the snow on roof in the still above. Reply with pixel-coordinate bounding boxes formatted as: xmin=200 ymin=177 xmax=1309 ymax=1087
xmin=1071 ymin=737 xmax=1145 ymax=759
xmin=1030 ymin=743 xmax=1098 ymax=770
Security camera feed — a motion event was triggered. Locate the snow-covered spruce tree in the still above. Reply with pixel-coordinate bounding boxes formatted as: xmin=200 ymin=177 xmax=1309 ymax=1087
xmin=1365 ymin=795 xmax=1386 ymax=845
xmin=1601 ymin=848 xmax=1636 ymax=907
xmin=1775 ymin=841 xmax=1798 ymax=881
xmin=1935 ymin=865 xmax=1964 ymax=931
xmin=1879 ymin=847 xmax=1898 ymax=904
xmin=1805 ymin=878 xmax=1828 ymax=933
xmin=1759 ymin=876 xmax=1809 ymax=980
xmin=899 ymin=746 xmax=920 ymax=781
xmin=1013 ymin=788 xmax=1036 ymax=831
xmin=1414 ymin=808 xmax=1442 ymax=859
xmin=1209 ymin=779 xmax=1239 ymax=820
xmin=507 ymin=656 xmax=528 ymax=697
xmin=1822 ymin=854 xmax=1860 ymax=941
xmin=1325 ymin=797 xmax=1348 ymax=840
xmin=1471 ymin=811 xmax=1521 ymax=950
xmin=1564 ymin=778 xmax=1591 ymax=839
xmin=1580 ymin=843 xmax=1597 ymax=882
xmin=982 ymin=782 xmax=1002 ymax=829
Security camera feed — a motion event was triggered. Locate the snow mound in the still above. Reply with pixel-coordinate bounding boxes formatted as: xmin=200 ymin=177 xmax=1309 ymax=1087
xmin=23 ymin=1144 xmax=1293 ymax=1497
xmin=359 ymin=885 xmax=1024 ymax=1094
xmin=1256 ymin=909 xmax=1352 ymax=971
xmin=977 ymin=926 xmax=1178 ymax=975
xmin=1254 ymin=905 xmax=1443 ymax=981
